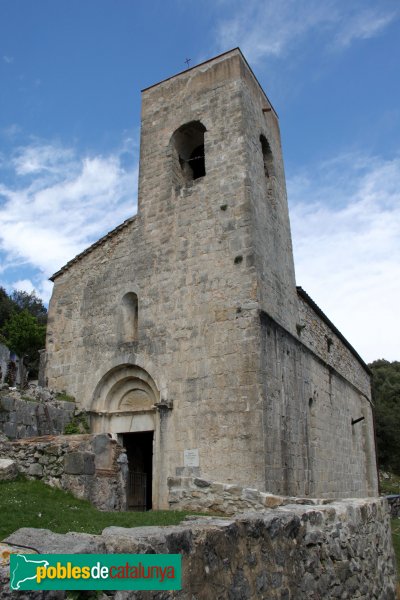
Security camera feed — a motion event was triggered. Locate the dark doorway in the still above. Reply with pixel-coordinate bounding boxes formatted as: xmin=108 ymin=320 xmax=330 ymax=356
xmin=122 ymin=431 xmax=153 ymax=511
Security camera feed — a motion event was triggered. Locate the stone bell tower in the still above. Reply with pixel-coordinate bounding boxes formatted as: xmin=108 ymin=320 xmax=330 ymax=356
xmin=128 ymin=48 xmax=301 ymax=498
xmin=137 ymin=48 xmax=298 ymax=333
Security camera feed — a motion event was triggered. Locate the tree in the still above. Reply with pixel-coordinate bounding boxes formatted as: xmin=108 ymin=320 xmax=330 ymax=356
xmin=1 ymin=310 xmax=46 ymax=375
xmin=0 ymin=287 xmax=15 ymax=328
xmin=10 ymin=290 xmax=47 ymax=325
xmin=0 ymin=288 xmax=48 ymax=380
xmin=370 ymin=359 xmax=400 ymax=475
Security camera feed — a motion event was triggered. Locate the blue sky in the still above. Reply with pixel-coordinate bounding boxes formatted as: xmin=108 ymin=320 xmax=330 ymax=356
xmin=0 ymin=0 xmax=399 ymax=362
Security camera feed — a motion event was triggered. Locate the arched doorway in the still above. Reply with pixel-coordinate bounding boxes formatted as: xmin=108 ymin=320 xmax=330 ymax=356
xmin=90 ymin=364 xmax=159 ymax=510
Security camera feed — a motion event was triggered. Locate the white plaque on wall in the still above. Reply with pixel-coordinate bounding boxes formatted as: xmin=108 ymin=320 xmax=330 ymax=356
xmin=184 ymin=448 xmax=199 ymax=467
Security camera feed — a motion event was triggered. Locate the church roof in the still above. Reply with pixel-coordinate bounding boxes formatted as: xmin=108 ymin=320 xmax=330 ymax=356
xmin=50 ymin=216 xmax=137 ymax=282
xmin=296 ymin=286 xmax=371 ymax=374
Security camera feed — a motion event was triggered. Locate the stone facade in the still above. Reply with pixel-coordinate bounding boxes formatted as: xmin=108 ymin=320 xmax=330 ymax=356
xmin=1 ymin=497 xmax=397 ymax=599
xmin=0 ymin=433 xmax=127 ymax=510
xmin=44 ymin=48 xmax=378 ymax=509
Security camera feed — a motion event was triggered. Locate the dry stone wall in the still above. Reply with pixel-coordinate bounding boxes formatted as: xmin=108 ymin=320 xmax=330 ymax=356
xmin=1 ymin=497 xmax=397 ymax=599
xmin=0 ymin=433 xmax=127 ymax=510
xmin=0 ymin=458 xmax=17 ymax=481
xmin=168 ymin=476 xmax=337 ymax=515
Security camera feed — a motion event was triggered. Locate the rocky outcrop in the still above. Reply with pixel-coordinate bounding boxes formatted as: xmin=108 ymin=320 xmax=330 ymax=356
xmin=387 ymin=494 xmax=400 ymax=517
xmin=0 ymin=386 xmax=75 ymax=440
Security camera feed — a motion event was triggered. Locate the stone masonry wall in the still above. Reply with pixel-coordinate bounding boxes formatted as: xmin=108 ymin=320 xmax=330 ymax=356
xmin=0 ymin=433 xmax=127 ymax=510
xmin=240 ymin=58 xmax=299 ymax=336
xmin=260 ymin=312 xmax=378 ymax=498
xmin=0 ymin=387 xmax=75 ymax=439
xmin=1 ymin=497 xmax=397 ymax=599
xmin=297 ymin=291 xmax=371 ymax=397
xmin=168 ymin=476 xmax=334 ymax=515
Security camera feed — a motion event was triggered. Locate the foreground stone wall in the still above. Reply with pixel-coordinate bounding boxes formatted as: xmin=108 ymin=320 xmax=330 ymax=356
xmin=0 ymin=388 xmax=75 ymax=439
xmin=1 ymin=497 xmax=397 ymax=599
xmin=0 ymin=433 xmax=127 ymax=510
xmin=168 ymin=476 xmax=335 ymax=515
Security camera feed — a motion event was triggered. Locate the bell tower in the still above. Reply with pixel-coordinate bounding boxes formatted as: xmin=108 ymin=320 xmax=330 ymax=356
xmin=137 ymin=48 xmax=298 ymax=335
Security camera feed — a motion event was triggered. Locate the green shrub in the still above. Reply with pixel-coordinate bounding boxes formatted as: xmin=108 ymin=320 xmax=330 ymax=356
xmin=56 ymin=392 xmax=76 ymax=402
xmin=64 ymin=412 xmax=89 ymax=435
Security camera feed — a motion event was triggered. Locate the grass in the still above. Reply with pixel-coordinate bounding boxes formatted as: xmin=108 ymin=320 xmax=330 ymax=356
xmin=379 ymin=471 xmax=400 ymax=589
xmin=380 ymin=472 xmax=400 ymax=496
xmin=56 ymin=392 xmax=76 ymax=402
xmin=1 ymin=477 xmax=399 ymax=589
xmin=0 ymin=478 xmax=198 ymax=540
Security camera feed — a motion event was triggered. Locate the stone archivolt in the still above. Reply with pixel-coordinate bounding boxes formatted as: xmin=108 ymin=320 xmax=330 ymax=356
xmin=91 ymin=364 xmax=159 ymax=415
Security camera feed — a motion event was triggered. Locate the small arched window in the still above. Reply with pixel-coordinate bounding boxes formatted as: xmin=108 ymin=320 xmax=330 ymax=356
xmin=170 ymin=121 xmax=206 ymax=187
xmin=260 ymin=135 xmax=274 ymax=179
xmin=120 ymin=292 xmax=138 ymax=343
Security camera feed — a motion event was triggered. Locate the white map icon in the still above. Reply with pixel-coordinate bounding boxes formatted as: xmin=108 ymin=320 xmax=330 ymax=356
xmin=10 ymin=554 xmax=49 ymax=590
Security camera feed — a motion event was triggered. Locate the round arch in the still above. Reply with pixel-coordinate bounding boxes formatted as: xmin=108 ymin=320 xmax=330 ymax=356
xmin=90 ymin=364 xmax=159 ymax=434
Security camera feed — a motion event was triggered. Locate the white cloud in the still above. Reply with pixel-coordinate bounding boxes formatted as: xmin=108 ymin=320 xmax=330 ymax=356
xmin=335 ymin=9 xmax=397 ymax=48
xmin=11 ymin=279 xmax=36 ymax=294
xmin=9 ymin=278 xmax=53 ymax=304
xmin=3 ymin=55 xmax=14 ymax=64
xmin=288 ymin=153 xmax=400 ymax=362
xmin=214 ymin=0 xmax=398 ymax=64
xmin=216 ymin=0 xmax=331 ymax=63
xmin=12 ymin=143 xmax=75 ymax=175
xmin=0 ymin=138 xmax=138 ymax=303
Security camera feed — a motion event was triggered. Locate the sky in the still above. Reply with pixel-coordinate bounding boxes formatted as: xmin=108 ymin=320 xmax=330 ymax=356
xmin=0 ymin=0 xmax=399 ymax=363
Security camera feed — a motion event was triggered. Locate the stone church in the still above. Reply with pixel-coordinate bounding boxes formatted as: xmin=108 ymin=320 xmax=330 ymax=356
xmin=44 ymin=48 xmax=378 ymax=509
